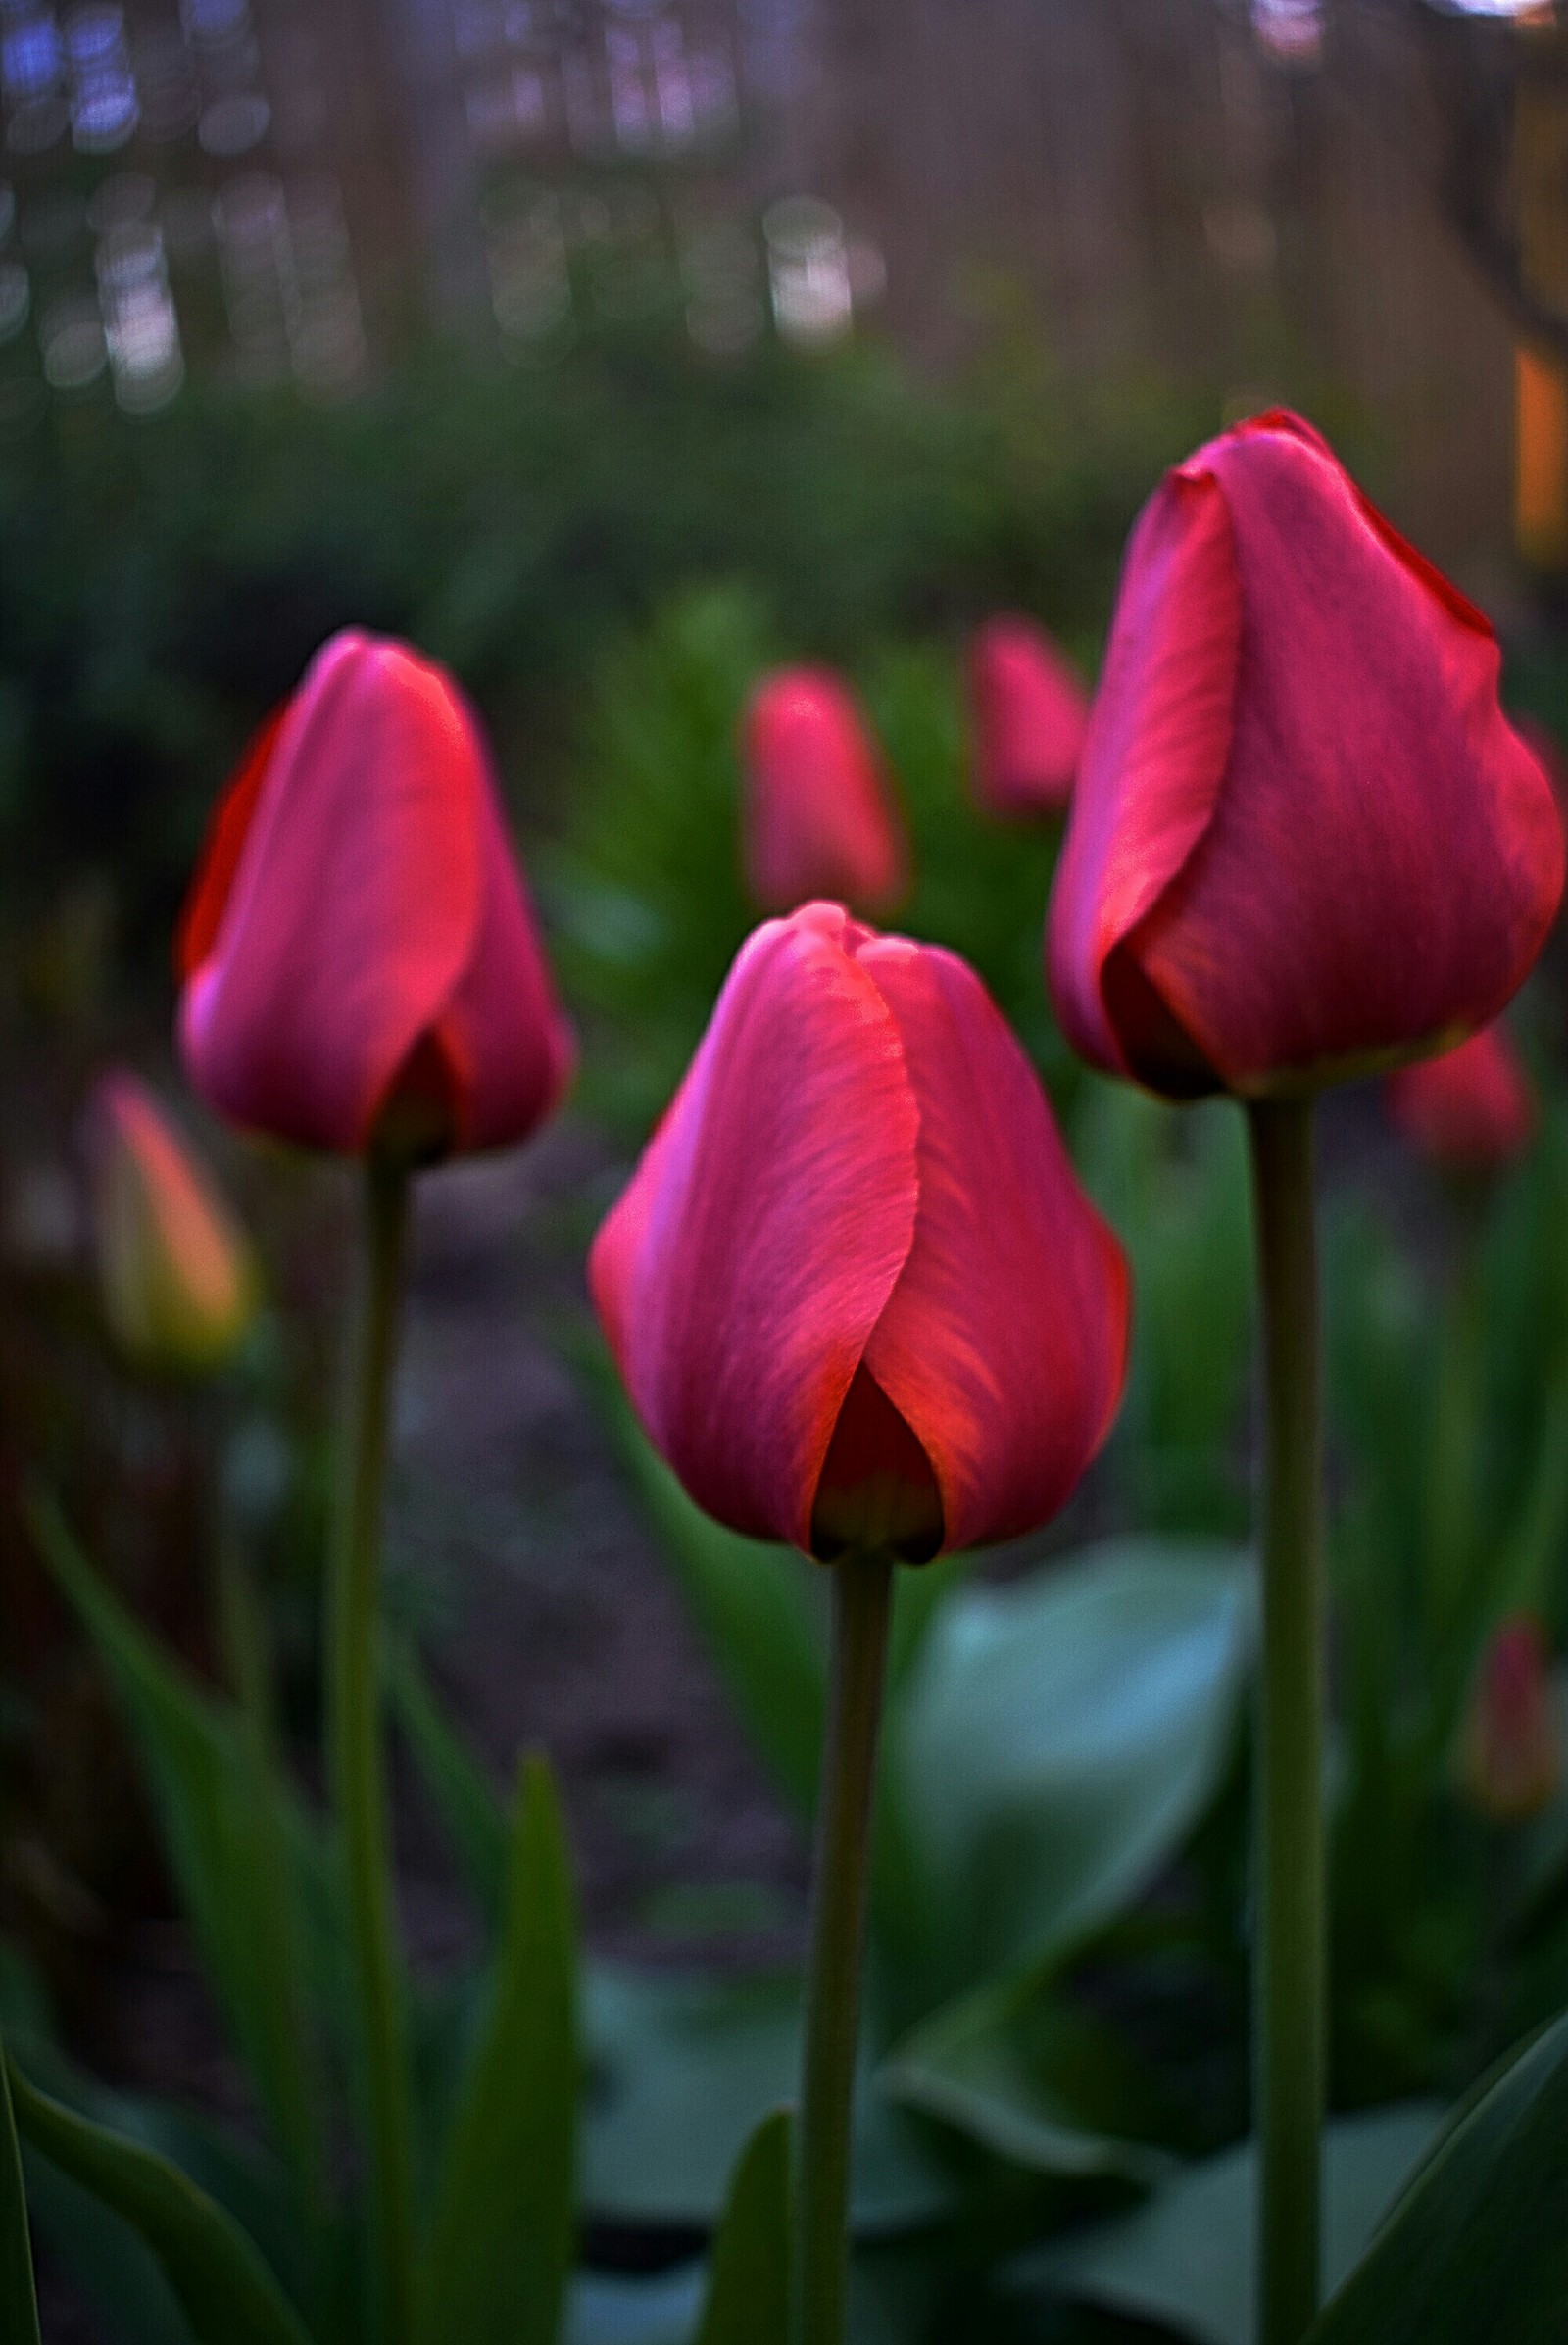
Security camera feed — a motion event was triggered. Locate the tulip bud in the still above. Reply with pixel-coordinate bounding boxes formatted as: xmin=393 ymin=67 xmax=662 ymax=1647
xmin=740 ymin=669 xmax=908 ymax=915
xmin=590 ymin=902 xmax=1129 ymax=1560
xmin=1384 ymin=1022 xmax=1536 ymax=1178
xmin=176 ymin=631 xmax=574 ymax=1158
xmin=1460 ymin=1615 xmax=1561 ymax=1823
xmin=1048 ymin=410 xmax=1565 ymax=1099
xmin=83 ymin=1071 xmax=259 ymax=1375
xmin=967 ymin=614 xmax=1090 ymax=819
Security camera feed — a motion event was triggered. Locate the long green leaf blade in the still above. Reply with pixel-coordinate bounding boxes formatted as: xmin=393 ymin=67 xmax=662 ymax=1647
xmin=7 ymin=2057 xmax=311 ymax=2345
xmin=1308 ymin=2013 xmax=1568 ymax=2344
xmin=27 ymin=1494 xmax=325 ymax=2197
xmin=0 ymin=2037 xmax=40 ymax=2345
xmin=416 ymin=1754 xmax=577 ymax=2345
xmin=385 ymin=1635 xmax=508 ymax=1934
xmin=693 ymin=2109 xmax=790 ymax=2345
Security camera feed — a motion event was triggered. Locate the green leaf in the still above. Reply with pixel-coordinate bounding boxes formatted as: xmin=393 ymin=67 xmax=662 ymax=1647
xmin=881 ymin=1986 xmax=1171 ymax=2185
xmin=583 ymin=1965 xmax=953 ymax=2235
xmin=27 ymin=1496 xmax=325 ymax=2196
xmin=694 ymin=2109 xmax=791 ymax=2345
xmin=7 ymin=2056 xmax=312 ymax=2345
xmin=416 ymin=1755 xmax=577 ymax=2345
xmin=385 ymin=1634 xmax=508 ymax=1934
xmin=0 ymin=1948 xmax=250 ymax=2345
xmin=0 ymin=2037 xmax=40 ymax=2345
xmin=22 ymin=2146 xmax=195 ymax=2345
xmin=898 ymin=1540 xmax=1251 ymax=1992
xmin=1309 ymin=2014 xmax=1568 ymax=2344
xmin=1075 ymin=1091 xmax=1251 ymax=1534
xmin=1022 ymin=2104 xmax=1442 ymax=2345
xmin=565 ymin=2266 xmax=703 ymax=2345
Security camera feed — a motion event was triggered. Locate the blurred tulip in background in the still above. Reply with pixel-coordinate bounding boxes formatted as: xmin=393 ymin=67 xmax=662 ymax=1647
xmin=1461 ymin=1615 xmax=1561 ymax=1823
xmin=1385 ymin=1021 xmax=1537 ymax=1177
xmin=967 ymin=612 xmax=1090 ymax=818
xmin=740 ymin=668 xmax=908 ymax=915
xmin=82 ymin=1070 xmax=258 ymax=1376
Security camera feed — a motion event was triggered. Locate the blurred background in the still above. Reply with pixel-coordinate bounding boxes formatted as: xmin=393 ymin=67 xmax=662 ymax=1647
xmin=9 ymin=3 xmax=1568 ymax=2336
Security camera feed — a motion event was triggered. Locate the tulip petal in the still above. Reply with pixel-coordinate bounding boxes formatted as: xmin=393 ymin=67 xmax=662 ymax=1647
xmin=1047 ymin=469 xmax=1242 ymax=1083
xmin=432 ymin=752 xmax=576 ymax=1152
xmin=1135 ymin=424 xmax=1566 ymax=1090
xmin=589 ymin=904 xmax=919 ymax=1550
xmin=179 ymin=634 xmax=483 ymax=1151
xmin=174 ymin=705 xmax=288 ymax=983
xmin=856 ymin=938 xmax=1130 ymax=1551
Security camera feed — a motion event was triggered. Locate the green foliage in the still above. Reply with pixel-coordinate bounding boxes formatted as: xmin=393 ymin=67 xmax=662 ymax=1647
xmin=27 ymin=1496 xmax=327 ymax=2207
xmin=1308 ymin=2013 xmax=1568 ymax=2344
xmin=1028 ymin=2103 xmax=1443 ymax=2345
xmin=0 ymin=2038 xmax=40 ymax=2345
xmin=385 ymin=1636 xmax=510 ymax=1936
xmin=544 ymin=588 xmax=1075 ymax=1132
xmin=6 ymin=2058 xmax=311 ymax=2345
xmin=541 ymin=588 xmax=779 ymax=1128
xmin=417 ymin=1757 xmax=578 ymax=2345
xmin=895 ymin=1539 xmax=1251 ymax=2005
xmin=1077 ymin=1089 xmax=1253 ymax=1537
xmin=578 ymin=1965 xmax=953 ymax=2238
xmin=488 ymin=1392 xmax=1257 ymax=2227
xmin=879 ymin=1994 xmax=1172 ymax=2188
xmin=0 ymin=326 xmax=1189 ymax=958
xmin=1323 ymin=1099 xmax=1568 ymax=2102
xmin=24 ymin=1498 xmax=599 ymax=2345
xmin=692 ymin=2111 xmax=791 ymax=2345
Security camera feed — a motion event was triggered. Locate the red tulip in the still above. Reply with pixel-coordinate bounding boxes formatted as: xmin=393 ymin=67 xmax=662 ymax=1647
xmin=1461 ymin=1615 xmax=1560 ymax=1823
xmin=741 ymin=669 xmax=907 ymax=914
xmin=1047 ymin=410 xmax=1565 ymax=1099
xmin=82 ymin=1070 xmax=258 ymax=1374
xmin=177 ymin=631 xmax=573 ymax=1157
xmin=967 ymin=614 xmax=1090 ymax=818
xmin=1511 ymin=713 xmax=1568 ymax=818
xmin=590 ymin=902 xmax=1129 ymax=1560
xmin=1385 ymin=1021 xmax=1536 ymax=1176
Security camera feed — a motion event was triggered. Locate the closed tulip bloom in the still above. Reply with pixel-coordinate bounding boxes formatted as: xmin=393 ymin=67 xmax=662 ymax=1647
xmin=968 ymin=613 xmax=1090 ymax=818
xmin=1048 ymin=410 xmax=1565 ymax=1099
xmin=1385 ymin=1021 xmax=1536 ymax=1176
xmin=177 ymin=630 xmax=573 ymax=1157
xmin=1511 ymin=713 xmax=1568 ymax=815
xmin=83 ymin=1070 xmax=258 ymax=1374
xmin=1461 ymin=1615 xmax=1560 ymax=1823
xmin=741 ymin=669 xmax=908 ymax=914
xmin=590 ymin=902 xmax=1129 ymax=1561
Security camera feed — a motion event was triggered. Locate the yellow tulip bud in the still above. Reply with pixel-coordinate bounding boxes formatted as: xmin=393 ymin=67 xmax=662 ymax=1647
xmin=83 ymin=1070 xmax=259 ymax=1376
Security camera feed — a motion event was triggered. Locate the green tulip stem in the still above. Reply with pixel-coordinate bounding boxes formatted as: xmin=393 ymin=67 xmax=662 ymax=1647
xmin=1247 ymin=1098 xmax=1325 ymax=2345
xmin=216 ymin=1517 xmax=325 ymax=2217
xmin=327 ymin=1156 xmax=414 ymax=2345
xmin=792 ymin=1545 xmax=895 ymax=2345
